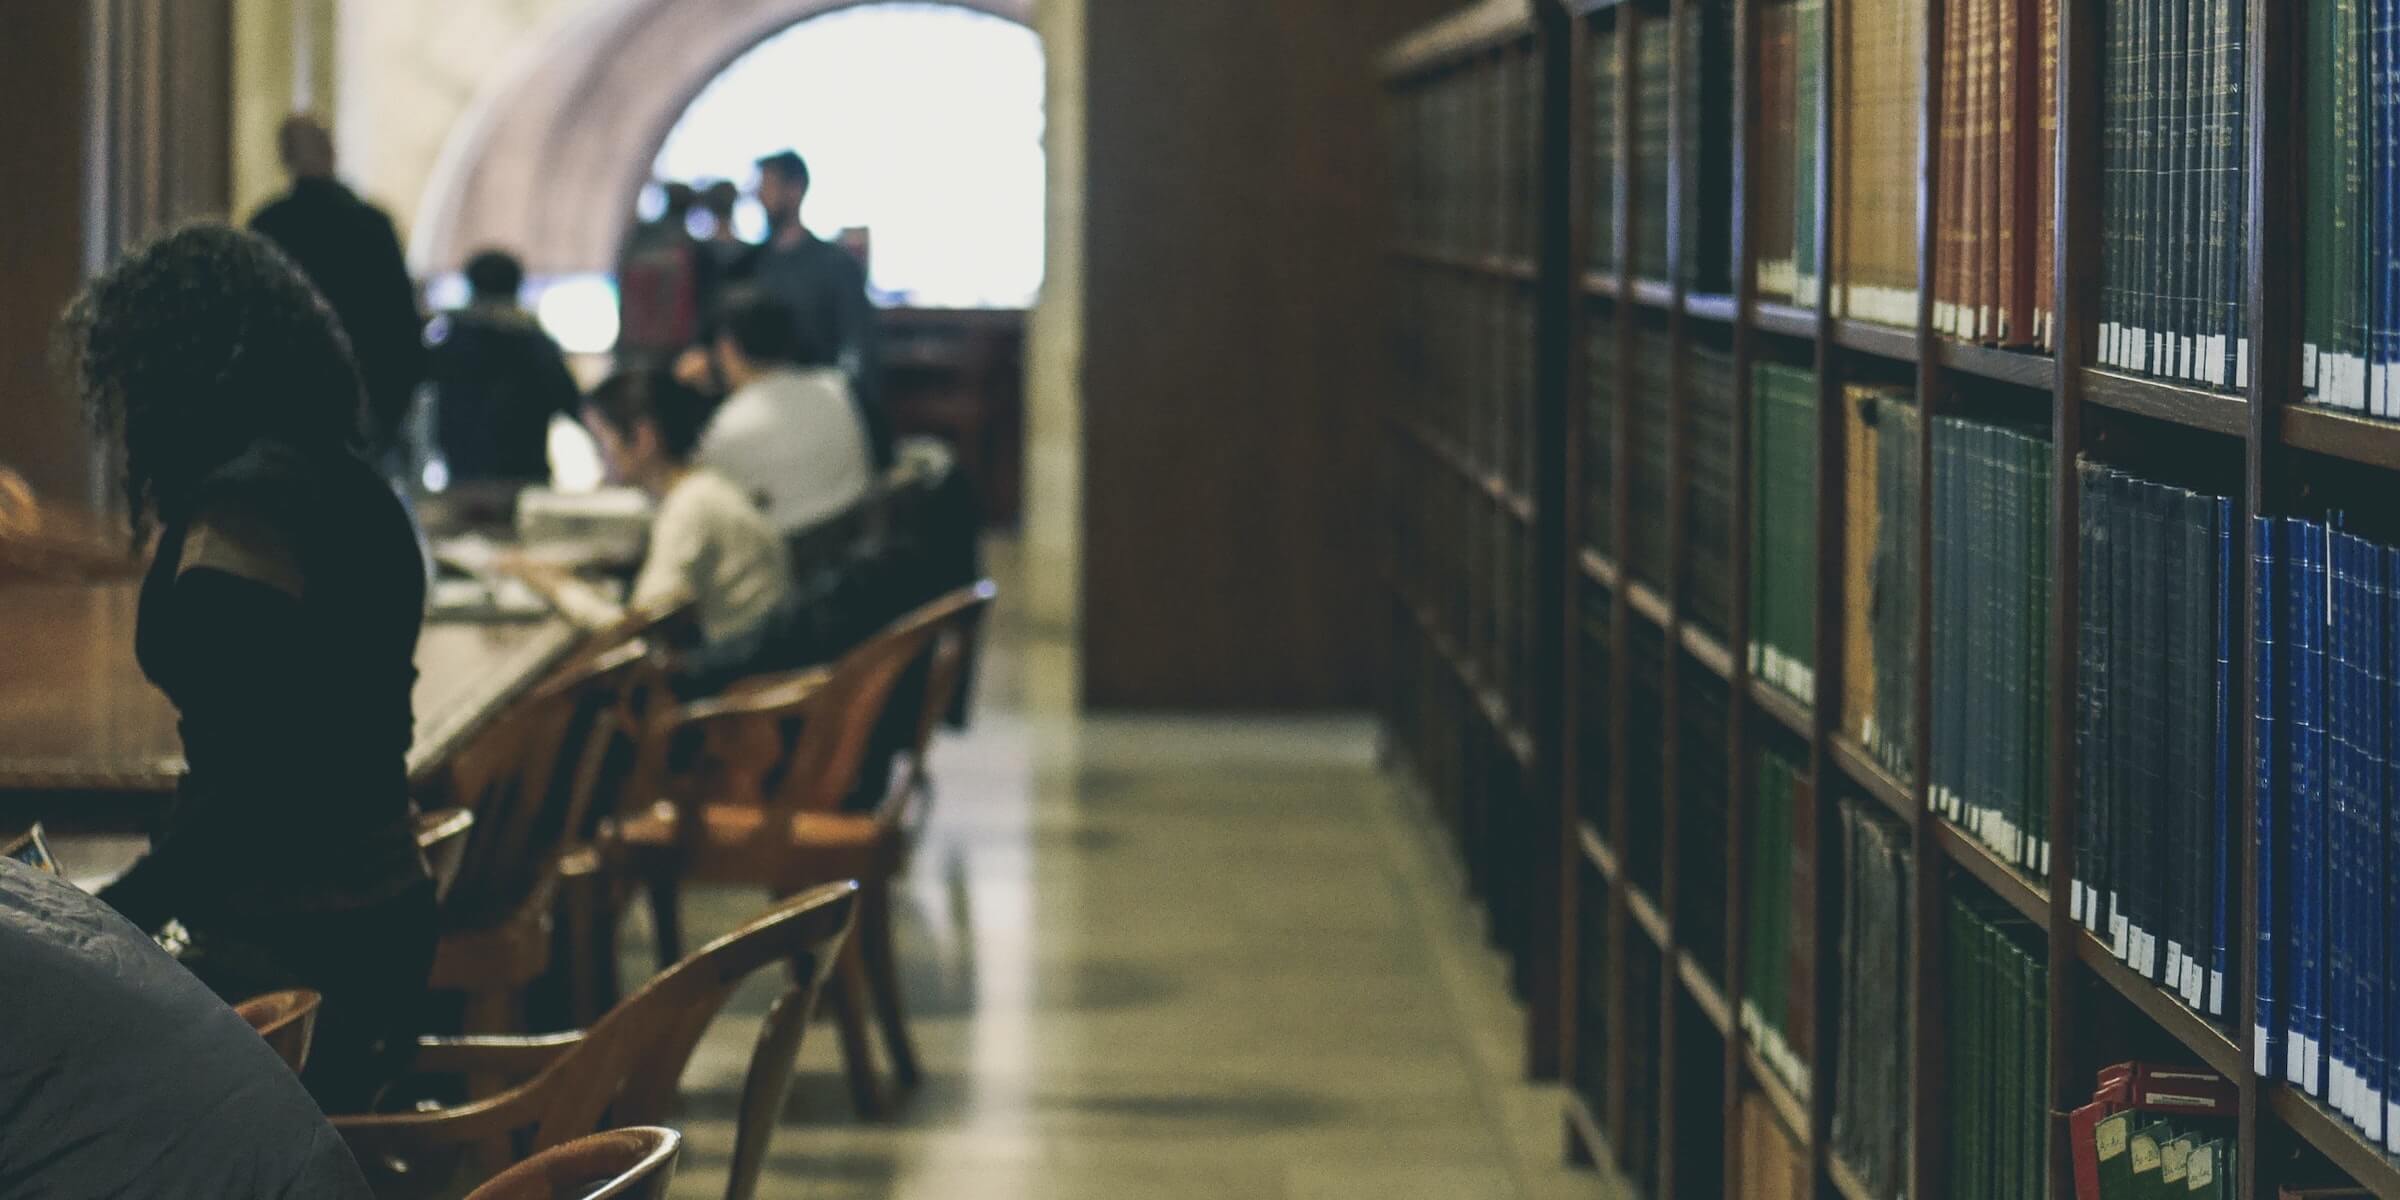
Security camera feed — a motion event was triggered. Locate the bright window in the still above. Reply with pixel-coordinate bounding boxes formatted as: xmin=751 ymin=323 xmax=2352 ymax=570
xmin=649 ymin=3 xmax=1046 ymax=310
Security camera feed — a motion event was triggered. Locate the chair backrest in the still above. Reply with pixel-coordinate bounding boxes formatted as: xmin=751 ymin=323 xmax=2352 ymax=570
xmin=766 ymin=582 xmax=997 ymax=826
xmin=234 ymin=989 xmax=322 ymax=1074
xmin=334 ymin=882 xmax=857 ymax=1180
xmin=414 ymin=807 xmax=476 ymax=904
xmin=461 ymin=1127 xmax=681 ymax=1200
xmin=891 ymin=581 xmax=996 ymax=807
xmin=441 ymin=642 xmax=658 ymax=923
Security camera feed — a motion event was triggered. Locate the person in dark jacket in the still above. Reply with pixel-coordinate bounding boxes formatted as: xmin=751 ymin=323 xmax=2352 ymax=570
xmin=675 ymin=150 xmax=891 ymax=467
xmin=423 ymin=249 xmax=581 ymax=484
xmin=60 ymin=225 xmax=438 ymax=1114
xmin=248 ymin=115 xmax=425 ymax=458
xmin=0 ymin=859 xmax=375 ymax=1198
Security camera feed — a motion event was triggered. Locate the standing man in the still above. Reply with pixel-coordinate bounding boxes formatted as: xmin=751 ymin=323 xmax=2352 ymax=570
xmin=422 ymin=249 xmax=582 ymax=485
xmin=248 ymin=115 xmax=424 ymax=461
xmin=681 ymin=150 xmax=890 ymax=468
xmin=616 ymin=182 xmax=706 ymax=372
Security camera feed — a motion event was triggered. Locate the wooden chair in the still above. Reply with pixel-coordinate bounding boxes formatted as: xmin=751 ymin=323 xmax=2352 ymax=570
xmin=428 ymin=641 xmax=661 ymax=1040
xmin=461 ymin=1127 xmax=681 ymax=1200
xmin=414 ymin=807 xmax=476 ymax=905
xmin=616 ymin=581 xmax=997 ymax=1118
xmin=235 ymin=988 xmax=323 ymax=1075
xmin=336 ymin=882 xmax=857 ymax=1200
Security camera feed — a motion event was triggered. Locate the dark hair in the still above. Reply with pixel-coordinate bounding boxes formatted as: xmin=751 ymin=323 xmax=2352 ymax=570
xmin=700 ymin=180 xmax=739 ymax=218
xmin=755 ymin=150 xmax=810 ymax=191
xmin=661 ymin=181 xmax=698 ymax=216
xmin=714 ymin=285 xmax=832 ymax=367
xmin=463 ymin=249 xmax=525 ymax=301
xmin=59 ymin=224 xmax=368 ymax=544
xmin=583 ymin=369 xmax=714 ymax=461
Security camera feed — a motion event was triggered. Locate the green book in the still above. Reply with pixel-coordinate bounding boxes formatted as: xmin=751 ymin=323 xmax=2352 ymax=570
xmin=1793 ymin=0 xmax=1822 ymax=305
xmin=2184 ymin=1139 xmax=2224 ymax=1198
xmin=2160 ymin=1134 xmax=2195 ymax=1193
xmin=2094 ymin=1111 xmax=2137 ymax=1199
xmin=2127 ymin=1121 xmax=2171 ymax=1200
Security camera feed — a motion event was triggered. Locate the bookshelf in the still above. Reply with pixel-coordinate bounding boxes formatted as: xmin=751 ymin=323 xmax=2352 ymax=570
xmin=1379 ymin=0 xmax=2400 ymax=1198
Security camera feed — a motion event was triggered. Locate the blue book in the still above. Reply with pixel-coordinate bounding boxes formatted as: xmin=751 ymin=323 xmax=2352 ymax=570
xmin=2257 ymin=515 xmax=2281 ymax=1076
xmin=2367 ymin=535 xmax=2388 ymax=1139
xmin=2330 ymin=531 xmax=2352 ymax=1117
xmin=2298 ymin=519 xmax=2327 ymax=1095
xmin=2385 ymin=543 xmax=2400 ymax=1152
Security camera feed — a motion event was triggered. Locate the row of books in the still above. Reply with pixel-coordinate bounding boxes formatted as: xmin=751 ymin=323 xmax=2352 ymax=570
xmin=1628 ymin=323 xmax=1674 ymax=592
xmin=1388 ymin=453 xmax=1537 ymax=722
xmin=1838 ymin=386 xmax=1922 ymax=783
xmin=1946 ymin=891 xmax=2050 ymax=1200
xmin=1934 ymin=0 xmax=2061 ymax=349
xmin=2253 ymin=516 xmax=2400 ymax=1151
xmin=1932 ymin=418 xmax=2056 ymax=874
xmin=1393 ymin=46 xmax=1538 ymax=260
xmin=1627 ymin=617 xmax=1669 ymax=897
xmin=1394 ymin=273 xmax=1537 ymax=500
xmin=1687 ymin=343 xmax=1738 ymax=641
xmin=1679 ymin=667 xmax=1734 ymax=985
xmin=1756 ymin=0 xmax=1825 ymax=305
xmin=2070 ymin=1063 xmax=2238 ymax=1200
xmin=1829 ymin=797 xmax=1913 ymax=1198
xmin=1741 ymin=744 xmax=1815 ymax=1099
xmin=2096 ymin=0 xmax=2251 ymax=392
xmin=1584 ymin=312 xmax=1617 ymax=558
xmin=1750 ymin=362 xmax=1820 ymax=702
xmin=2299 ymin=0 xmax=2390 ymax=418
xmin=2072 ymin=462 xmax=2236 ymax=1027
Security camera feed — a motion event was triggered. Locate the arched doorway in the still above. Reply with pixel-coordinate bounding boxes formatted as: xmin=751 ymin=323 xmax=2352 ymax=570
xmin=411 ymin=0 xmax=1036 ymax=279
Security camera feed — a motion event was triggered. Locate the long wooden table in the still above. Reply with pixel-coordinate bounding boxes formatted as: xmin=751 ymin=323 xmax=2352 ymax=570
xmin=0 ymin=581 xmax=583 ymax=831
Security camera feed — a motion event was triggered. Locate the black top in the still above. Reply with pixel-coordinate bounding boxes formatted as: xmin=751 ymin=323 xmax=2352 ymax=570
xmin=0 ymin=861 xmax=374 ymax=1198
xmin=424 ymin=303 xmax=581 ymax=483
xmin=101 ymin=441 xmax=429 ymax=932
xmin=250 ymin=179 xmax=427 ymax=451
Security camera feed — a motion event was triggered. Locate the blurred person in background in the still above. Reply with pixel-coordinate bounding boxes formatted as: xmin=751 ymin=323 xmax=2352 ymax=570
xmin=696 ymin=285 xmax=873 ymax=542
xmin=679 ymin=150 xmax=890 ymax=468
xmin=617 ymin=181 xmax=706 ymax=371
xmin=421 ymin=249 xmax=581 ymax=486
xmin=248 ymin=115 xmax=425 ymax=468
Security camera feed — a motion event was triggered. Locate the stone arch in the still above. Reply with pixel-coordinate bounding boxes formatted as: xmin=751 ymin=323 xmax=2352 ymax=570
xmin=413 ymin=0 xmax=1034 ymax=276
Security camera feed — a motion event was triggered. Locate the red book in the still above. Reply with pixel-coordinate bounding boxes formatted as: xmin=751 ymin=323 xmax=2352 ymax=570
xmin=2070 ymin=1098 xmax=2119 ymax=1200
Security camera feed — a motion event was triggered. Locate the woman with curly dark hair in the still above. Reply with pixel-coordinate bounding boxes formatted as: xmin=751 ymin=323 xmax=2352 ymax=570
xmin=59 ymin=224 xmax=437 ymax=1111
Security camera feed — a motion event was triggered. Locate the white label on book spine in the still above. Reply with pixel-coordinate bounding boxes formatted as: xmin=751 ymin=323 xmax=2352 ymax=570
xmin=2165 ymin=943 xmax=2184 ymax=987
xmin=2181 ymin=335 xmax=2195 ymax=380
xmin=2387 ymin=1101 xmax=2400 ymax=1154
xmin=2071 ymin=882 xmax=2084 ymax=922
xmin=2101 ymin=324 xmax=2118 ymax=366
xmin=2183 ymin=959 xmax=2203 ymax=1010
xmin=2208 ymin=970 xmax=2223 ymax=1018
xmin=2377 ymin=365 xmax=2390 ymax=419
xmin=2290 ymin=1039 xmax=2307 ymax=1084
xmin=2237 ymin=338 xmax=2250 ymax=389
xmin=2306 ymin=343 xmax=2322 ymax=389
xmin=2257 ymin=1027 xmax=2273 ymax=1078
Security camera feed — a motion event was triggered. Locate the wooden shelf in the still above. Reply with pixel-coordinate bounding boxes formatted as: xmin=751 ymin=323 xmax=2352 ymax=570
xmin=1936 ymin=340 xmax=2056 ymax=390
xmin=1828 ymin=732 xmax=1914 ymax=826
xmin=1752 ymin=300 xmax=1818 ymax=340
xmin=1394 ymin=417 xmax=1536 ymax=522
xmin=1680 ymin=623 xmax=1734 ymax=681
xmin=1740 ymin=1041 xmax=1812 ymax=1149
xmin=1826 ymin=1154 xmax=1882 ymax=1200
xmin=1678 ymin=952 xmax=1734 ymax=1035
xmin=1686 ymin=292 xmax=1738 ymax=324
xmin=1580 ymin=547 xmax=1621 ymax=590
xmin=2266 ymin=1086 xmax=2400 ymax=1198
xmin=2068 ymin=928 xmax=2246 ymax=1081
xmin=1626 ymin=580 xmax=1670 ymax=629
xmin=1390 ymin=586 xmax=1536 ymax=771
xmin=2078 ymin=368 xmax=2249 ymax=436
xmin=1380 ymin=0 xmax=1535 ymax=76
xmin=1581 ymin=821 xmax=1619 ymax=882
xmin=1747 ymin=676 xmax=1812 ymax=741
xmin=2282 ymin=402 xmax=2400 ymax=470
xmin=1626 ymin=884 xmax=1670 ymax=948
xmin=1583 ymin=269 xmax=1620 ymax=299
xmin=1832 ymin=317 xmax=1920 ymax=363
xmin=1931 ymin=820 xmax=2047 ymax=925
xmin=1393 ymin=243 xmax=1538 ymax=282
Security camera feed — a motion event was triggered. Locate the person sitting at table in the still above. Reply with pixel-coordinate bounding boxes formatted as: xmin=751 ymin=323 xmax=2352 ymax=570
xmin=58 ymin=224 xmax=438 ymax=1113
xmin=0 ymin=858 xmax=375 ymax=1197
xmin=692 ymin=285 xmax=875 ymax=541
xmin=579 ymin=368 xmax=794 ymax=651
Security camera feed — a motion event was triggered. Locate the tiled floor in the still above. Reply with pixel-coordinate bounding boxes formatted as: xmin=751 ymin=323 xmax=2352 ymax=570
xmin=634 ymin=551 xmax=1625 ymax=1198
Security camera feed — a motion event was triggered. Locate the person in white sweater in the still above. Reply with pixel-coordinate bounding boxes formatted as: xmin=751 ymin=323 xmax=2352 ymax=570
xmin=580 ymin=369 xmax=793 ymax=647
xmin=695 ymin=285 xmax=875 ymax=538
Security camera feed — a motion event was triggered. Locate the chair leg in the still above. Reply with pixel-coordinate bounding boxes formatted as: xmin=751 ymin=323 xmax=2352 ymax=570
xmin=644 ymin=866 xmax=684 ymax=972
xmin=828 ymin=941 xmax=888 ymax=1120
xmin=725 ymin=984 xmax=813 ymax=1200
xmin=859 ymin=879 xmax=920 ymax=1089
xmin=560 ymin=867 xmax=606 ymax=1028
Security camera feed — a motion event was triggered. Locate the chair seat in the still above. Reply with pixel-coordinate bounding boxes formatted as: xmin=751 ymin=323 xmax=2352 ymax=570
xmin=617 ymin=801 xmax=889 ymax=883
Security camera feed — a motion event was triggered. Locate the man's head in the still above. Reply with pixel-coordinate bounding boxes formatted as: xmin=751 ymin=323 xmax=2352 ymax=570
xmin=277 ymin=114 xmax=336 ymax=180
xmin=700 ymin=180 xmax=740 ymax=224
xmin=462 ymin=250 xmax=525 ymax=305
xmin=661 ymin=182 xmax=698 ymax=222
xmin=582 ymin=369 xmax=713 ymax=488
xmin=713 ymin=285 xmax=827 ymax=390
xmin=753 ymin=150 xmax=810 ymax=226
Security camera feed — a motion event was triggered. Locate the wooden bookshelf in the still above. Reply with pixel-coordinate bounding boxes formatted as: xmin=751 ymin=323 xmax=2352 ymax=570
xmin=1378 ymin=0 xmax=2399 ymax=1196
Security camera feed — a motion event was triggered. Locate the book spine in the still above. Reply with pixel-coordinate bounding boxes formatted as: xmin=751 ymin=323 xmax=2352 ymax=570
xmin=2258 ymin=515 xmax=2282 ymax=1075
